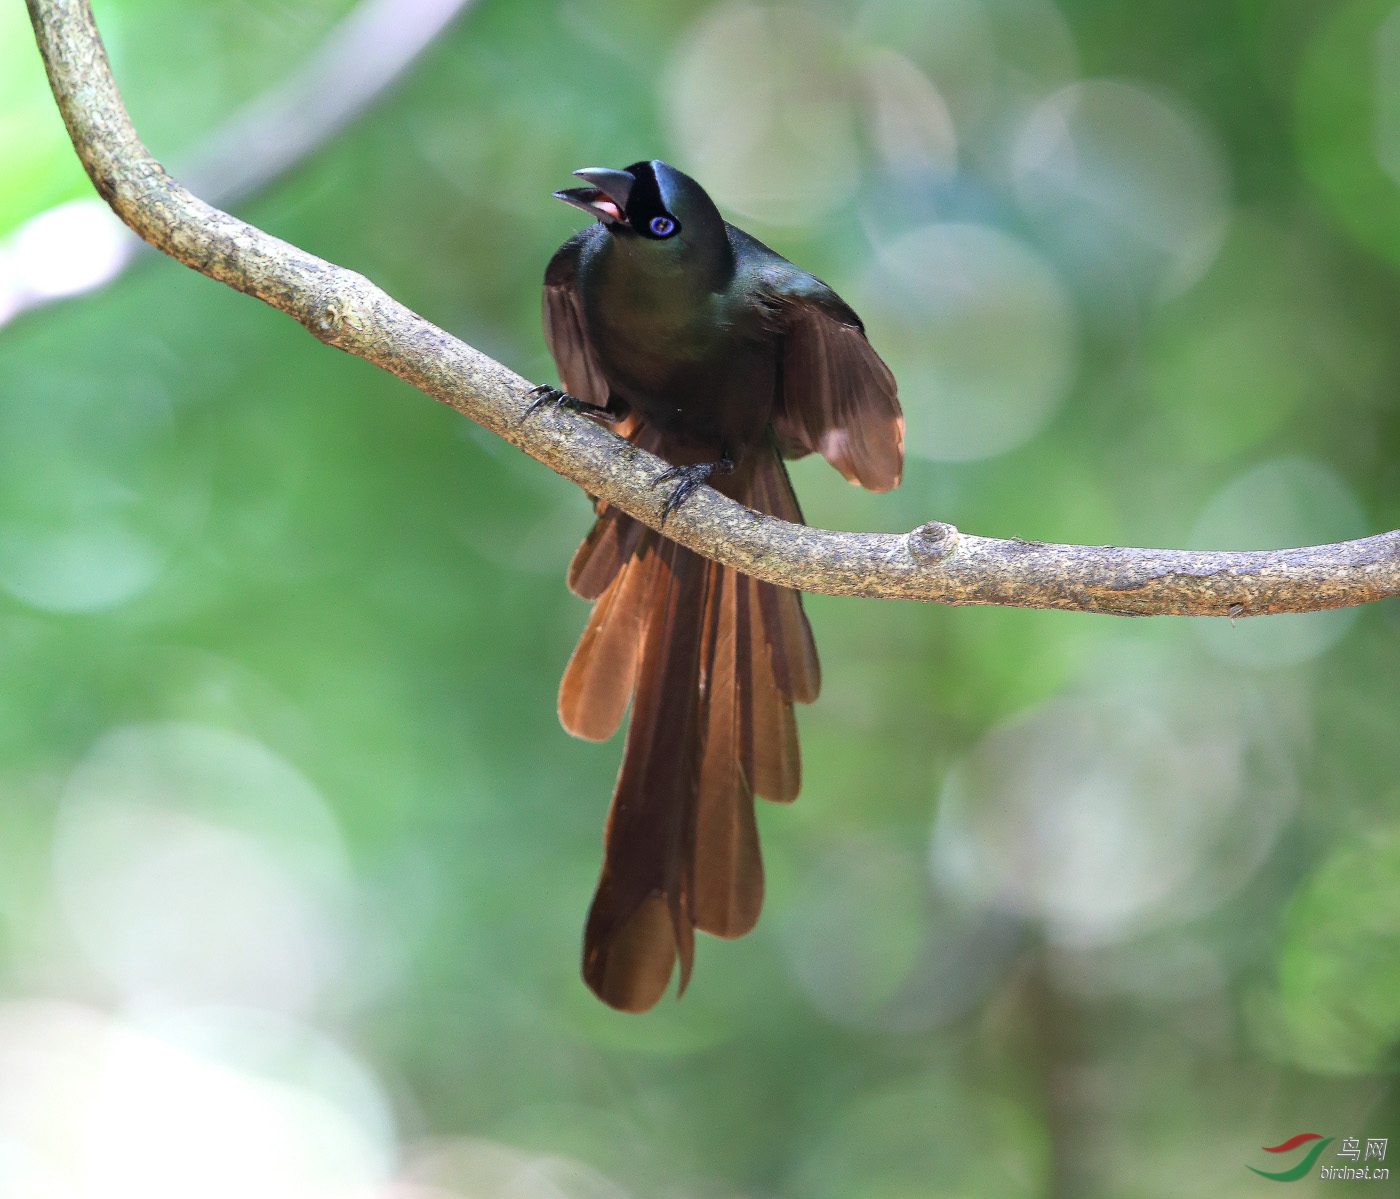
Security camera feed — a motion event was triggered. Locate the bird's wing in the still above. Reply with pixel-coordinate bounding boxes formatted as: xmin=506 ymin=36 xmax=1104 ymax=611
xmin=736 ymin=230 xmax=904 ymax=492
xmin=542 ymin=232 xmax=610 ymax=407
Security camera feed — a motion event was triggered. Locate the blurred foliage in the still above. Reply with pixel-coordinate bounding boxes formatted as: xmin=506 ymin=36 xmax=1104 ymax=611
xmin=3 ymin=0 xmax=1400 ymax=1195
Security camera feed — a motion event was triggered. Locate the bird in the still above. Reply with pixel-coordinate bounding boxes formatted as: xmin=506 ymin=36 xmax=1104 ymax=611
xmin=535 ymin=159 xmax=903 ymax=1012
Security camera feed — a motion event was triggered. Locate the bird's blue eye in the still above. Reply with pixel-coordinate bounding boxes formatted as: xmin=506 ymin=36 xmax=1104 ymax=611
xmin=649 ymin=215 xmax=675 ymax=237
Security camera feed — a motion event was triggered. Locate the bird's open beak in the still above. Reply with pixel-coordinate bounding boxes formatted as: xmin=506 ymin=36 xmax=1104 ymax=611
xmin=554 ymin=167 xmax=635 ymax=225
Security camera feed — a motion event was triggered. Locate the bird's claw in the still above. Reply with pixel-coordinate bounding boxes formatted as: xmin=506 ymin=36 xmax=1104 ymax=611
xmin=524 ymin=384 xmax=584 ymax=418
xmin=653 ymin=457 xmax=734 ymax=525
xmin=523 ymin=385 xmax=620 ymax=424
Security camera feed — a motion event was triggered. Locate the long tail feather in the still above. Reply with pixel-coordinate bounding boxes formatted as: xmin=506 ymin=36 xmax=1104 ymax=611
xmin=581 ymin=537 xmax=704 ymax=1009
xmin=559 ymin=530 xmax=659 ymax=741
xmin=571 ymin=444 xmax=821 ymax=1010
xmin=692 ymin=562 xmax=762 ymax=937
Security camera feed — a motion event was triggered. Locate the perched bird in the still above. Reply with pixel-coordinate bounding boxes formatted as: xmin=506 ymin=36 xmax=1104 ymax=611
xmin=536 ymin=160 xmax=903 ymax=1012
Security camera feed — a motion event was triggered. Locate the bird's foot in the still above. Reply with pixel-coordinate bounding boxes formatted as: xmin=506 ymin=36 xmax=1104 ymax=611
xmin=652 ymin=457 xmax=734 ymax=525
xmin=523 ymin=385 xmax=622 ymax=425
xmin=523 ymin=384 xmax=601 ymax=420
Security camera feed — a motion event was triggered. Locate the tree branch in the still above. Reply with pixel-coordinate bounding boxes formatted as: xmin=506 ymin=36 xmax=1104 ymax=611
xmin=23 ymin=0 xmax=1400 ymax=617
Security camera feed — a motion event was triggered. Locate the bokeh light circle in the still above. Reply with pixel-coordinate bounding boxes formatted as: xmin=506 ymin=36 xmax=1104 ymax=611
xmin=932 ymin=663 xmax=1300 ymax=946
xmin=854 ymin=0 xmax=998 ymax=138
xmin=663 ymin=3 xmax=859 ymax=226
xmin=777 ymin=836 xmax=926 ymax=1028
xmin=857 ymin=45 xmax=958 ymax=181
xmin=1011 ymin=79 xmax=1230 ymax=301
xmin=53 ymin=722 xmax=354 ymax=1014
xmin=0 ymin=1001 xmax=394 ymax=1199
xmin=0 ymin=365 xmax=207 ymax=613
xmin=859 ymin=222 xmax=1077 ymax=461
xmin=776 ymin=834 xmax=1021 ymax=1033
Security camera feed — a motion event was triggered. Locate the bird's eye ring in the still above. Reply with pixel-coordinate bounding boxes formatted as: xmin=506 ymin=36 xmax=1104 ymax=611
xmin=649 ymin=215 xmax=676 ymax=237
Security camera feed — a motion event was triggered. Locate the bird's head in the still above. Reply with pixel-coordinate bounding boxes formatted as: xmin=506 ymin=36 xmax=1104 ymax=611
xmin=554 ymin=160 xmax=725 ymax=254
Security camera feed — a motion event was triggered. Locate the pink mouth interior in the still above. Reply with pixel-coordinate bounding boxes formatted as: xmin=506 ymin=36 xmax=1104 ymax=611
xmin=594 ymin=198 xmax=622 ymax=221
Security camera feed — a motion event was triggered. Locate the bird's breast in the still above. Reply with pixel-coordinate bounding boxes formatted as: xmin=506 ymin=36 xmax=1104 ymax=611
xmin=577 ymin=241 xmax=776 ymax=454
xmin=585 ymin=278 xmax=737 ymax=392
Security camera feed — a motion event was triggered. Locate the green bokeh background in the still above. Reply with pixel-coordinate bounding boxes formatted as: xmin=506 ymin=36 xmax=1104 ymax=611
xmin=3 ymin=0 xmax=1400 ymax=1194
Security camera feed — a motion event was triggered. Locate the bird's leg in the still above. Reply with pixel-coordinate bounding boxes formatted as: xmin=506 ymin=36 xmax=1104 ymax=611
xmin=653 ymin=456 xmax=734 ymax=525
xmin=522 ymin=385 xmax=625 ymax=424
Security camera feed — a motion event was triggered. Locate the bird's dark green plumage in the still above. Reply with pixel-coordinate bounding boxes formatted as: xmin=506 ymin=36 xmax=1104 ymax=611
xmin=541 ymin=159 xmax=904 ymax=1012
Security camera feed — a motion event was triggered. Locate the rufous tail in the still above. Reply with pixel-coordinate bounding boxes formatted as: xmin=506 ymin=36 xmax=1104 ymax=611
xmin=560 ymin=441 xmax=819 ymax=1012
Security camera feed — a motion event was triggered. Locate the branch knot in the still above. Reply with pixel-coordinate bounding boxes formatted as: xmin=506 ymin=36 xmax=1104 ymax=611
xmin=307 ymin=287 xmax=360 ymax=344
xmin=907 ymin=521 xmax=960 ymax=563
